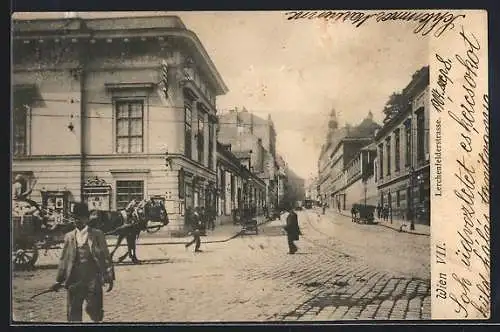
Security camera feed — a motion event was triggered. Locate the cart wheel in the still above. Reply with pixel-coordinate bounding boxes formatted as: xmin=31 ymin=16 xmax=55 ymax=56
xmin=13 ymin=246 xmax=39 ymax=270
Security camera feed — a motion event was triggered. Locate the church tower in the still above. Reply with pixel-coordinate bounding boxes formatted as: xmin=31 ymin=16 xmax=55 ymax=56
xmin=328 ymin=108 xmax=339 ymax=131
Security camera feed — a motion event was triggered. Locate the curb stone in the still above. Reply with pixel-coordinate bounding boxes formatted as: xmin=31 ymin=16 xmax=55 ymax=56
xmin=324 ymin=209 xmax=430 ymax=237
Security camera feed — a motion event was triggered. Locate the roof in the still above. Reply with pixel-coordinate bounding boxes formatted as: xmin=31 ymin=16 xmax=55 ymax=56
xmin=12 ymin=16 xmax=228 ymax=95
xmin=216 ymin=142 xmax=265 ymax=187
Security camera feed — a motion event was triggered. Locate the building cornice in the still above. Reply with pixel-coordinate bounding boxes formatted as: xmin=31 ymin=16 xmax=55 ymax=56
xmin=13 ymin=20 xmax=229 ymax=96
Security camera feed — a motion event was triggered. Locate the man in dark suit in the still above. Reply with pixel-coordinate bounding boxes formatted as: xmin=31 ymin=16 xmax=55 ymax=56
xmin=51 ymin=202 xmax=115 ymax=322
xmin=185 ymin=207 xmax=203 ymax=252
xmin=284 ymin=204 xmax=302 ymax=254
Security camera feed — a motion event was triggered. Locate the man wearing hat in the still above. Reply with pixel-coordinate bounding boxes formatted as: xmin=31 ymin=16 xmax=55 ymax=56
xmin=284 ymin=203 xmax=302 ymax=254
xmin=51 ymin=202 xmax=115 ymax=322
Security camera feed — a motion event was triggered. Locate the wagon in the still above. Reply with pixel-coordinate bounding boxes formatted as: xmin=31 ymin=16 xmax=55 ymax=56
xmin=12 ymin=207 xmax=74 ymax=270
xmin=241 ymin=219 xmax=259 ymax=235
xmin=351 ymin=204 xmax=376 ymax=224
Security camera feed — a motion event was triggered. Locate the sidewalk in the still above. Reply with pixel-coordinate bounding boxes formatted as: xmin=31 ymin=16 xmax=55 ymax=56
xmin=105 ymin=215 xmax=270 ymax=247
xmin=324 ymin=208 xmax=430 ymax=236
xmin=376 ymin=218 xmax=430 ymax=236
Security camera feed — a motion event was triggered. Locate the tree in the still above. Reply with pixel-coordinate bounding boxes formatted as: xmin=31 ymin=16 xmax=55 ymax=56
xmin=382 ymin=92 xmax=409 ymax=124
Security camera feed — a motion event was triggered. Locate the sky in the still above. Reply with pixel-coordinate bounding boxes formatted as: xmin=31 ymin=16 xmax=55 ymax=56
xmin=13 ymin=11 xmax=429 ymax=180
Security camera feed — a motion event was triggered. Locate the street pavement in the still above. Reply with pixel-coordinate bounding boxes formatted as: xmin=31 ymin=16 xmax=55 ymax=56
xmin=12 ymin=209 xmax=430 ymax=322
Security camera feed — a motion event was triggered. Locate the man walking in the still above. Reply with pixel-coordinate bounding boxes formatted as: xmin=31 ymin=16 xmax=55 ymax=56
xmin=51 ymin=202 xmax=115 ymax=322
xmin=185 ymin=207 xmax=203 ymax=252
xmin=284 ymin=204 xmax=301 ymax=254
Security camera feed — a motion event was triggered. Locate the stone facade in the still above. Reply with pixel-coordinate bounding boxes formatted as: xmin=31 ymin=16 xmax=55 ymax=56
xmin=374 ymin=66 xmax=430 ymax=225
xmin=216 ymin=142 xmax=266 ymax=224
xmin=12 ymin=16 xmax=228 ymax=231
xmin=218 ymin=108 xmax=280 ymax=209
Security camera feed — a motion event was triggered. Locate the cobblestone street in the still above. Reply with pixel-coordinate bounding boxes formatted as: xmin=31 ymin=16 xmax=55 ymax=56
xmin=12 ymin=209 xmax=430 ymax=322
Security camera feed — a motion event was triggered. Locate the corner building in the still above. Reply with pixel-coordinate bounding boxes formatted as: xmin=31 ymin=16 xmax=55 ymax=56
xmin=12 ymin=16 xmax=228 ymax=231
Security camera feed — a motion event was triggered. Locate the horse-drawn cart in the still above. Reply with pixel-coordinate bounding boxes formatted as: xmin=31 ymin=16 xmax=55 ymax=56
xmin=12 ymin=203 xmax=75 ymax=270
xmin=241 ymin=219 xmax=259 ymax=235
xmin=351 ymin=204 xmax=376 ymax=224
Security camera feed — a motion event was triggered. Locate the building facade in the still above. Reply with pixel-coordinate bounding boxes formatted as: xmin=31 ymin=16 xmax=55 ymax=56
xmin=374 ymin=66 xmax=430 ymax=224
xmin=317 ymin=112 xmax=380 ymax=209
xmin=12 ymin=16 xmax=228 ymax=231
xmin=331 ymin=143 xmax=378 ymax=210
xmin=218 ymin=108 xmax=280 ymax=209
xmin=216 ymin=142 xmax=266 ymax=224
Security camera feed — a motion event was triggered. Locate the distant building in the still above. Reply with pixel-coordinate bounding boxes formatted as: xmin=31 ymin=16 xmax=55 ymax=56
xmin=285 ymin=168 xmax=306 ymax=206
xmin=317 ymin=111 xmax=380 ymax=208
xmin=275 ymin=154 xmax=288 ymax=206
xmin=305 ymin=177 xmax=320 ymax=202
xmin=218 ymin=108 xmax=279 ymax=209
xmin=12 ymin=16 xmax=228 ymax=231
xmin=374 ymin=66 xmax=430 ymax=224
xmin=333 ymin=143 xmax=378 ymax=210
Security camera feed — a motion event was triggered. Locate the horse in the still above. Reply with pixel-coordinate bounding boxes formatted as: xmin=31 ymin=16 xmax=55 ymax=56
xmin=89 ymin=198 xmax=169 ymax=264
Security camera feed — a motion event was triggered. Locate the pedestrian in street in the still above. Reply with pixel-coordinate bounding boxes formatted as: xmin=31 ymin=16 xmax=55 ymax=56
xmin=376 ymin=203 xmax=381 ymax=219
xmin=284 ymin=204 xmax=301 ymax=254
xmin=207 ymin=205 xmax=216 ymax=231
xmin=322 ymin=203 xmax=326 ymax=215
xmin=383 ymin=204 xmax=389 ymax=221
xmin=185 ymin=207 xmax=202 ymax=252
xmin=351 ymin=205 xmax=358 ymax=223
xmin=51 ymin=202 xmax=115 ymax=322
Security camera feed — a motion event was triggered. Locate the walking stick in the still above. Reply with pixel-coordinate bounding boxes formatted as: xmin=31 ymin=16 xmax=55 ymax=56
xmin=30 ymin=288 xmax=57 ymax=300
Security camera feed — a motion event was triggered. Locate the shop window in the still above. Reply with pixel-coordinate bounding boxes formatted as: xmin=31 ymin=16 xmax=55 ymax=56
xmin=116 ymin=180 xmax=144 ymax=210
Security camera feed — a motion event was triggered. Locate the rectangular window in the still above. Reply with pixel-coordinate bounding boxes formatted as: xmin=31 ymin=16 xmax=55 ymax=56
xmin=417 ymin=109 xmax=425 ymax=162
xmin=208 ymin=122 xmax=214 ymax=169
xmin=13 ymin=105 xmax=28 ymax=156
xmin=394 ymin=129 xmax=401 ymax=171
xmin=396 ymin=190 xmax=401 ymax=207
xmin=197 ymin=111 xmax=205 ymax=164
xmin=116 ymin=180 xmax=144 ymax=210
xmin=405 ymin=120 xmax=411 ymax=167
xmin=184 ymin=103 xmax=192 ymax=159
xmin=115 ymin=100 xmax=144 ymax=153
xmin=386 ymin=137 xmax=391 ymax=176
xmin=378 ymin=144 xmax=384 ymax=179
